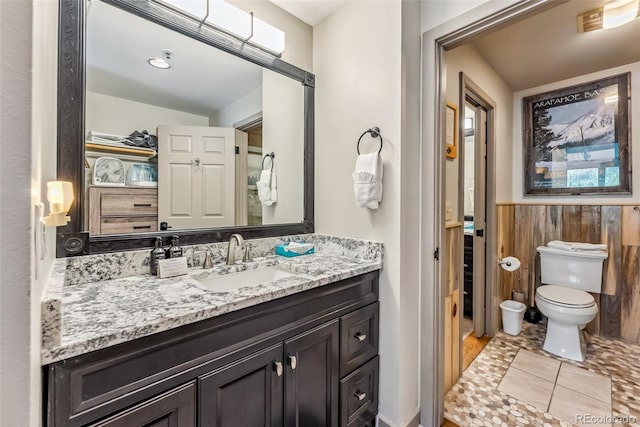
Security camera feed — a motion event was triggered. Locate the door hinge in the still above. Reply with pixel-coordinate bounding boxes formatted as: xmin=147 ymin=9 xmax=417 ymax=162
xmin=434 ymin=247 xmax=440 ymax=261
xmin=235 ymin=146 xmax=239 ymax=154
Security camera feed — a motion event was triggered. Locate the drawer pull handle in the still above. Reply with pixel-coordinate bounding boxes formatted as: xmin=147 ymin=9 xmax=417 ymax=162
xmin=354 ymin=333 xmax=367 ymax=342
xmin=133 ymin=203 xmax=152 ymax=207
xmin=354 ymin=390 xmax=367 ymax=401
xmin=133 ymin=225 xmax=152 ymax=229
xmin=273 ymin=361 xmax=283 ymax=377
xmin=288 ymin=355 xmax=297 ymax=370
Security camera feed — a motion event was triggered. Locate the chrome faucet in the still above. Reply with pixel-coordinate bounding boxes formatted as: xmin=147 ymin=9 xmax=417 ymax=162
xmin=227 ymin=234 xmax=244 ymax=265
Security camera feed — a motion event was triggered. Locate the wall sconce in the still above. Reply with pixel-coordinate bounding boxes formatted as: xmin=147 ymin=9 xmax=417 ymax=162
xmin=42 ymin=181 xmax=74 ymax=227
xmin=158 ymin=0 xmax=285 ymax=55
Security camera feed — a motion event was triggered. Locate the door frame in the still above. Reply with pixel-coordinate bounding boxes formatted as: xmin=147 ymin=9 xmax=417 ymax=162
xmin=419 ymin=1 xmax=566 ymax=425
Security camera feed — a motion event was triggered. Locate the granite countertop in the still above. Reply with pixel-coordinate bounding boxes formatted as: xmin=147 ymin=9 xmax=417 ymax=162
xmin=41 ymin=235 xmax=382 ymax=365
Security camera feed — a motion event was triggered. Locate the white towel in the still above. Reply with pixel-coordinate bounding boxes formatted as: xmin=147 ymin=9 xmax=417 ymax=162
xmin=547 ymin=240 xmax=607 ymax=252
xmin=257 ymin=169 xmax=277 ymax=206
xmin=352 ymin=153 xmax=383 ymax=209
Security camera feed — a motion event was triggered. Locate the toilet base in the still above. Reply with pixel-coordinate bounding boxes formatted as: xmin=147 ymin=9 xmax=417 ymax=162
xmin=543 ymin=319 xmax=587 ymax=362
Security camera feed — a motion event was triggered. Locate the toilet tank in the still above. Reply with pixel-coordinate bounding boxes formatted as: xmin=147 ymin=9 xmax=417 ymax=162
xmin=537 ymin=246 xmax=608 ymax=293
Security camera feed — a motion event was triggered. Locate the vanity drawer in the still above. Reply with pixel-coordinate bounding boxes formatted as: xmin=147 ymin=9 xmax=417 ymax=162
xmin=339 ymin=356 xmax=379 ymax=427
xmin=100 ymin=217 xmax=158 ymax=234
xmin=101 ymin=194 xmax=158 ymax=216
xmin=340 ymin=302 xmax=378 ymax=376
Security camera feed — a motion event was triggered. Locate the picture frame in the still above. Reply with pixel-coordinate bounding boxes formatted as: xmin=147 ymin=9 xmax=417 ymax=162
xmin=523 ymin=73 xmax=631 ymax=195
xmin=445 ymin=102 xmax=458 ymax=159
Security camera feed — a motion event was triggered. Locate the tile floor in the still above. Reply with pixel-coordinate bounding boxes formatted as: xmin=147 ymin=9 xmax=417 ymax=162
xmin=498 ymin=349 xmax=612 ymax=424
xmin=444 ymin=323 xmax=640 ymax=427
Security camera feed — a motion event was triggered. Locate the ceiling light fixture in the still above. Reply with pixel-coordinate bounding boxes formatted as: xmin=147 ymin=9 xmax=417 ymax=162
xmin=157 ymin=0 xmax=285 ymax=56
xmin=603 ymin=0 xmax=639 ymax=29
xmin=148 ymin=49 xmax=173 ymax=70
xmin=577 ymin=0 xmax=639 ymax=32
xmin=148 ymin=57 xmax=171 ymax=69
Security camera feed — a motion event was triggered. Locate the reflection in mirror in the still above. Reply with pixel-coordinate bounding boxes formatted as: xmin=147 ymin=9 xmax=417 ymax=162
xmin=84 ymin=0 xmax=304 ymax=235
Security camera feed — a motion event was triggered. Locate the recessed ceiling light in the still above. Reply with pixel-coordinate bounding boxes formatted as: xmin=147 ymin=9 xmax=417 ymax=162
xmin=148 ymin=57 xmax=171 ymax=69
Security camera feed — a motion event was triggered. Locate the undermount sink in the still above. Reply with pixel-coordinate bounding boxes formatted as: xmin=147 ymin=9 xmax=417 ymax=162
xmin=195 ymin=266 xmax=298 ymax=292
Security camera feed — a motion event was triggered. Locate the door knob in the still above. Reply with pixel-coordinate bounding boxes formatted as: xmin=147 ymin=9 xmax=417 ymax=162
xmin=287 ymin=355 xmax=297 ymax=370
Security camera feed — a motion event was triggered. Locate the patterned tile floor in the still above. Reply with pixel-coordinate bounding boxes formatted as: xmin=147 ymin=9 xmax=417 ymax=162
xmin=444 ymin=323 xmax=640 ymax=427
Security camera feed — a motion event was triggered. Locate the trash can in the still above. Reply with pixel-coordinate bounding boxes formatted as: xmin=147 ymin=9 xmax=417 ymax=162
xmin=500 ymin=300 xmax=527 ymax=336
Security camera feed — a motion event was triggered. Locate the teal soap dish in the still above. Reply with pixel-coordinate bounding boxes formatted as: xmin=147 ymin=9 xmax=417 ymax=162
xmin=275 ymin=243 xmax=315 ymax=257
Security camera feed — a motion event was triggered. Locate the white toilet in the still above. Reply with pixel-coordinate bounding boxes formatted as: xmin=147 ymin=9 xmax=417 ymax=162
xmin=535 ymin=244 xmax=607 ymax=362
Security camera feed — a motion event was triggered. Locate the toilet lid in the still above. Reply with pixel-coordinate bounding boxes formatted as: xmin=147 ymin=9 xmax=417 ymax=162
xmin=537 ymin=285 xmax=595 ymax=307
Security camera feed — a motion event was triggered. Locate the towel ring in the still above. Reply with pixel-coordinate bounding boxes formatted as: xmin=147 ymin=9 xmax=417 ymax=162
xmin=262 ymin=152 xmax=275 ymax=170
xmin=357 ymin=127 xmax=383 ymax=155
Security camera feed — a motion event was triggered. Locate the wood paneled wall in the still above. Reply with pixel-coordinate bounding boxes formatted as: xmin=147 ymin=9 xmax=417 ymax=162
xmin=496 ymin=204 xmax=640 ymax=341
xmin=444 ymin=224 xmax=462 ymax=391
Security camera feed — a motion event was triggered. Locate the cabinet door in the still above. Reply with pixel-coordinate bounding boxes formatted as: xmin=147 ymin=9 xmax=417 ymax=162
xmin=90 ymin=382 xmax=196 ymax=427
xmin=199 ymin=343 xmax=284 ymax=427
xmin=284 ymin=320 xmax=339 ymax=427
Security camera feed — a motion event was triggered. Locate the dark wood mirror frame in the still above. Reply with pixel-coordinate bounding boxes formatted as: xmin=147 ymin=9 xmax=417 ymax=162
xmin=56 ymin=0 xmax=315 ymax=257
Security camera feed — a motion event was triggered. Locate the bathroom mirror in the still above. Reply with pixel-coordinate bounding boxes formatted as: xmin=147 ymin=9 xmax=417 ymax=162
xmin=57 ymin=0 xmax=315 ymax=256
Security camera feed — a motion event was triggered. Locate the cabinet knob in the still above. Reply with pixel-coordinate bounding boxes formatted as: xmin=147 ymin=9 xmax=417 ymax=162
xmin=287 ymin=355 xmax=297 ymax=370
xmin=354 ymin=332 xmax=367 ymax=342
xmin=273 ymin=361 xmax=283 ymax=377
xmin=354 ymin=390 xmax=367 ymax=401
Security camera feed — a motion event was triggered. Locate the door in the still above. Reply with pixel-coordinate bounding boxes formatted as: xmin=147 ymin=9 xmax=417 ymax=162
xmin=157 ymin=125 xmax=236 ymax=229
xmin=284 ymin=320 xmax=339 ymax=427
xmin=199 ymin=343 xmax=284 ymax=427
xmin=468 ymin=101 xmax=488 ymax=338
xmin=90 ymin=382 xmax=196 ymax=427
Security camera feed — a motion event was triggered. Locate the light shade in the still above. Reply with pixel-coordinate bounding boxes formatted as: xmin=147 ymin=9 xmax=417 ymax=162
xmin=148 ymin=57 xmax=171 ymax=69
xmin=157 ymin=0 xmax=285 ymax=54
xmin=42 ymin=181 xmax=74 ymax=227
xmin=603 ymin=0 xmax=639 ymax=29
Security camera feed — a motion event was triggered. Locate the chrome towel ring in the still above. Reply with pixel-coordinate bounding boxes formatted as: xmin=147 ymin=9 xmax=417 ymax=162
xmin=356 ymin=127 xmax=383 ymax=155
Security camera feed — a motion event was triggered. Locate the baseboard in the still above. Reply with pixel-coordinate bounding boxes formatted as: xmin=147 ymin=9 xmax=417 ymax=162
xmin=378 ymin=409 xmax=420 ymax=427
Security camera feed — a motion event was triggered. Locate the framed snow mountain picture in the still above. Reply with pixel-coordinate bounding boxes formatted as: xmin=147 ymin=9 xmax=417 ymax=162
xmin=522 ymin=73 xmax=630 ymax=195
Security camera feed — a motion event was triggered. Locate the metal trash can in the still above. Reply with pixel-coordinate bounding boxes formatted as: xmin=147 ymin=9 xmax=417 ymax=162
xmin=500 ymin=300 xmax=527 ymax=336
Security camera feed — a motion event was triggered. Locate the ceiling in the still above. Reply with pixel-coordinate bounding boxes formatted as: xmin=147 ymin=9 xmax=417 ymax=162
xmin=468 ymin=0 xmax=640 ymax=91
xmin=86 ymin=0 xmax=263 ymax=117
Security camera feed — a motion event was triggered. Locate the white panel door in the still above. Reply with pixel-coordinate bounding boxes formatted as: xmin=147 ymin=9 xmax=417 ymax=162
xmin=158 ymin=126 xmax=236 ymax=229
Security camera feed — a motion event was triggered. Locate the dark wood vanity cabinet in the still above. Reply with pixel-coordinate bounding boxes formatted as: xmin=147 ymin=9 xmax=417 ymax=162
xmin=199 ymin=321 xmax=339 ymax=427
xmin=45 ymin=271 xmax=379 ymax=427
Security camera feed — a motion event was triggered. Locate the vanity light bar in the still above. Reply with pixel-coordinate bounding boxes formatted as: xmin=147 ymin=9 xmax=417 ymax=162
xmin=154 ymin=0 xmax=285 ymax=55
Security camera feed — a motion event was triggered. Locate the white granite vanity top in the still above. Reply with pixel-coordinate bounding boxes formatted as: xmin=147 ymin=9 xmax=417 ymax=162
xmin=41 ymin=235 xmax=382 ymax=365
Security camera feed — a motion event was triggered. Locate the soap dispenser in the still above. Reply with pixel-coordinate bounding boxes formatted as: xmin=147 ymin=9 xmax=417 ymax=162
xmin=150 ymin=237 xmax=165 ymax=275
xmin=167 ymin=235 xmax=183 ymax=259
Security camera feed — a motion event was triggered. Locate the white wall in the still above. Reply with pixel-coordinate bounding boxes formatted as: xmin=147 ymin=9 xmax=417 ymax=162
xmin=1 ymin=1 xmax=34 ymax=426
xmin=421 ymin=0 xmax=491 ymax=32
xmin=314 ymin=1 xmax=420 ymax=425
xmin=211 ymin=85 xmax=262 ymax=128
xmin=511 ymin=62 xmax=640 ymax=204
xmin=86 ymin=91 xmax=209 ymax=135
xmin=444 ymin=44 xmax=514 ymax=205
xmin=262 ymin=70 xmax=304 ymax=224
xmin=29 ymin=1 xmax=59 ymax=425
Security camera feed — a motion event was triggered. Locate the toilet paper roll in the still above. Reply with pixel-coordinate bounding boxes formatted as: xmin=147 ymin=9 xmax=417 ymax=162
xmin=500 ymin=256 xmax=521 ymax=272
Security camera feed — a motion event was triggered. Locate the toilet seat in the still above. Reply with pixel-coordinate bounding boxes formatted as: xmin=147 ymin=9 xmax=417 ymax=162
xmin=536 ymin=285 xmax=595 ymax=308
